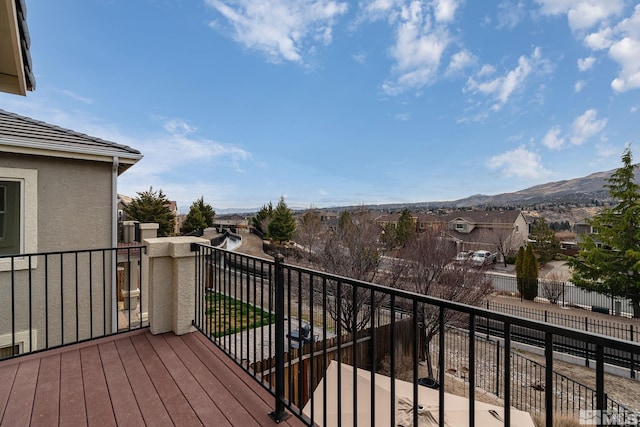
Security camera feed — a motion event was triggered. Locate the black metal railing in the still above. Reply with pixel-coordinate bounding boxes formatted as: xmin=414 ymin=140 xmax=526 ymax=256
xmin=488 ymin=273 xmax=633 ymax=317
xmin=0 ymin=246 xmax=146 ymax=360
xmin=192 ymin=243 xmax=640 ymax=426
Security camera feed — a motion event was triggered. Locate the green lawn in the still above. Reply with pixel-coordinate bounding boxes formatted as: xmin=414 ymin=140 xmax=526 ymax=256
xmin=207 ymin=293 xmax=275 ymax=337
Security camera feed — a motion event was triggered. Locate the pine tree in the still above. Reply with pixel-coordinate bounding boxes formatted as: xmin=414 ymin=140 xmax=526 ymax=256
xmin=529 ymin=217 xmax=559 ymax=264
xmin=194 ymin=197 xmax=215 ymax=227
xmin=395 ymin=208 xmax=415 ymax=247
xmin=568 ymin=147 xmax=640 ymax=317
xmin=252 ymin=202 xmax=273 ymax=235
xmin=515 ymin=246 xmax=525 ymax=291
xmin=183 ymin=203 xmax=207 ymax=233
xmin=124 ymin=187 xmax=175 ymax=237
xmin=521 ymin=244 xmax=539 ymax=301
xmin=268 ymin=196 xmax=296 ymax=243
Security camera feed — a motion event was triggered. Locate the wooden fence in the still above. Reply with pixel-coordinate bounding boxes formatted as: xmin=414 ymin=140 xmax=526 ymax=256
xmin=250 ymin=317 xmax=418 ymax=408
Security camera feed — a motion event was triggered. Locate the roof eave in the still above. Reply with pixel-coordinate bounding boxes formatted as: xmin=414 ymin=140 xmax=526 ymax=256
xmin=0 ymin=0 xmax=34 ymax=96
xmin=0 ymin=137 xmax=143 ymax=170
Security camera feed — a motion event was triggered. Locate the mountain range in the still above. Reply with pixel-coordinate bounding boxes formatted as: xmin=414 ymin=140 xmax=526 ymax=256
xmin=215 ymin=164 xmax=636 ymax=215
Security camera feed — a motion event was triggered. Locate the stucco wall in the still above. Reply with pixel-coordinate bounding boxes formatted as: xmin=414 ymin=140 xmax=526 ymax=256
xmin=0 ymin=152 xmax=116 ymax=353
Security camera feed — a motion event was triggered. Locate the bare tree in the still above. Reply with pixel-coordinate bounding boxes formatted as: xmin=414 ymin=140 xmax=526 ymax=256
xmin=294 ymin=210 xmax=323 ymax=263
xmin=392 ymin=228 xmax=493 ymax=378
xmin=540 ymin=271 xmax=567 ymax=305
xmin=312 ymin=209 xmax=390 ymax=333
xmin=489 ymin=223 xmax=518 ymax=267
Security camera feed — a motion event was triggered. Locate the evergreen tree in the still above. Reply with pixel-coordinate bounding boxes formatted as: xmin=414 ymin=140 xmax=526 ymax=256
xmin=529 ymin=217 xmax=560 ymax=264
xmin=194 ymin=197 xmax=215 ymax=227
xmin=568 ymin=147 xmax=640 ymax=317
xmin=521 ymin=244 xmax=539 ymax=301
xmin=395 ymin=209 xmax=415 ymax=247
xmin=252 ymin=202 xmax=273 ymax=235
xmin=124 ymin=187 xmax=176 ymax=237
xmin=183 ymin=202 xmax=207 ymax=233
xmin=268 ymin=196 xmax=296 ymax=243
xmin=337 ymin=210 xmax=352 ymax=235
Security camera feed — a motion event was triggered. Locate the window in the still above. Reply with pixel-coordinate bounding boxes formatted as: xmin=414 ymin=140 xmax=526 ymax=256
xmin=0 ymin=167 xmax=37 ymax=271
xmin=455 ymin=223 xmax=465 ymax=230
xmin=0 ymin=181 xmax=21 ymax=255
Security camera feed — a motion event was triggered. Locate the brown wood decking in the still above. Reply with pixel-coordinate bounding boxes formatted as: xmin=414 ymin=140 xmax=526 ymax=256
xmin=0 ymin=329 xmax=306 ymax=426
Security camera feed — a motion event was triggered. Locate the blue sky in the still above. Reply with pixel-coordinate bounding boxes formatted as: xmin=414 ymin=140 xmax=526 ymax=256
xmin=2 ymin=0 xmax=639 ymax=212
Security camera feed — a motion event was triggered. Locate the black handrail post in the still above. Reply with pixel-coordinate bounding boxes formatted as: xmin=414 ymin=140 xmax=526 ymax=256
xmin=269 ymin=254 xmax=291 ymax=423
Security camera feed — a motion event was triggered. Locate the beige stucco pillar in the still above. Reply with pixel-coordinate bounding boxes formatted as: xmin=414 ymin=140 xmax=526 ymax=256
xmin=144 ymin=236 xmax=208 ymax=335
xmin=138 ymin=223 xmax=159 ymax=323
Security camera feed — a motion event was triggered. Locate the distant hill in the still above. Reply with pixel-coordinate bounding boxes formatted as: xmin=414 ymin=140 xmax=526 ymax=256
xmin=361 ymin=166 xmax=636 ymax=212
xmin=450 ymin=169 xmax=617 ymax=208
xmin=218 ymin=164 xmax=636 ymax=215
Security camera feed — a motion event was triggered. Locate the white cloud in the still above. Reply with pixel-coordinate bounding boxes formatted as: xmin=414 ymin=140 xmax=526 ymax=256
xmin=352 ymin=52 xmax=367 ymax=64
xmin=205 ymin=0 xmax=348 ymax=64
xmin=433 ymin=0 xmax=460 ymax=23
xmin=496 ymin=0 xmax=527 ymax=30
xmin=535 ymin=2 xmax=640 ymax=93
xmin=577 ymin=56 xmax=596 ymax=71
xmin=445 ymin=49 xmax=477 ymax=76
xmin=570 ymin=109 xmax=607 ymax=145
xmin=381 ymin=1 xmax=452 ymax=95
xmin=542 ymin=127 xmax=565 ymax=150
xmin=487 ymin=146 xmax=550 ymax=179
xmin=584 ymin=26 xmax=615 ymax=50
xmin=609 ymin=36 xmax=640 ymax=92
xmin=574 ymin=80 xmax=586 ymax=92
xmin=477 ymin=64 xmax=496 ymax=76
xmin=465 ymin=47 xmax=547 ymax=111
xmin=535 ymin=0 xmax=624 ymax=32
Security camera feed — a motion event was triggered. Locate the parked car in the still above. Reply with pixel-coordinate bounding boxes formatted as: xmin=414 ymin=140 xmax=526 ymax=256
xmin=471 ymin=250 xmax=496 ymax=266
xmin=453 ymin=251 xmax=474 ymax=264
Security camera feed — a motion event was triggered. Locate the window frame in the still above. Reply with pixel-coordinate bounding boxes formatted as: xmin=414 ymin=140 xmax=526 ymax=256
xmin=0 ymin=167 xmax=37 ymax=271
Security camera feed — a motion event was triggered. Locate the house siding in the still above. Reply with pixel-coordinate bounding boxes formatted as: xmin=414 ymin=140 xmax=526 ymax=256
xmin=0 ymin=153 xmax=115 ymax=354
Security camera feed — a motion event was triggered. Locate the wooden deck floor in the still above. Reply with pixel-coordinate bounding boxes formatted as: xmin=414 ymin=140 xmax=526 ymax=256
xmin=0 ymin=329 xmax=306 ymax=426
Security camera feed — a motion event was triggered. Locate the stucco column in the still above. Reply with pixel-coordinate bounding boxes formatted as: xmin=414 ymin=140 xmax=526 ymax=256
xmin=144 ymin=236 xmax=208 ymax=335
xmin=138 ymin=223 xmax=159 ymax=323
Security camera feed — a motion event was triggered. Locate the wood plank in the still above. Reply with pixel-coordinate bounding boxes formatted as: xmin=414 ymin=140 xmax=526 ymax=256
xmin=31 ymin=354 xmax=61 ymax=426
xmin=114 ymin=336 xmax=173 ymax=427
xmin=185 ymin=332 xmax=305 ymax=426
xmin=97 ymin=341 xmax=145 ymax=427
xmin=59 ymin=349 xmax=87 ymax=426
xmin=148 ymin=333 xmax=233 ymax=427
xmin=0 ymin=362 xmax=18 ymax=422
xmin=131 ymin=333 xmax=202 ymax=426
xmin=1 ymin=358 xmax=39 ymax=426
xmin=164 ymin=333 xmax=258 ymax=427
xmin=80 ymin=345 xmax=116 ymax=427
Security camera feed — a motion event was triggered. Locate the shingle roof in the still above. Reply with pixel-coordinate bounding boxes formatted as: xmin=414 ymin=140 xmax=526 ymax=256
xmin=444 ymin=210 xmax=522 ymax=225
xmin=0 ymin=110 xmax=143 ymax=175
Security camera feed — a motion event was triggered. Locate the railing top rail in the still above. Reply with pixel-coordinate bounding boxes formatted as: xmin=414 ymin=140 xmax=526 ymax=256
xmin=192 ymin=242 xmax=640 ymax=354
xmin=0 ymin=245 xmax=146 ymax=260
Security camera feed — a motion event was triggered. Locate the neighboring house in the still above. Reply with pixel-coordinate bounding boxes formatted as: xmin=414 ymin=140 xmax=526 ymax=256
xmin=215 ymin=213 xmax=249 ymax=231
xmin=0 ymin=109 xmax=142 ymax=354
xmin=574 ymin=219 xmax=595 ymax=236
xmin=0 ymin=0 xmax=35 ymax=95
xmin=443 ymin=210 xmax=529 ymax=257
xmin=374 ymin=212 xmax=446 ymax=233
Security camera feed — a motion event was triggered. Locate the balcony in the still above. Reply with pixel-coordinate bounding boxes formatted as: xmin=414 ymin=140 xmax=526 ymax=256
xmin=2 ymin=236 xmax=640 ymax=426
